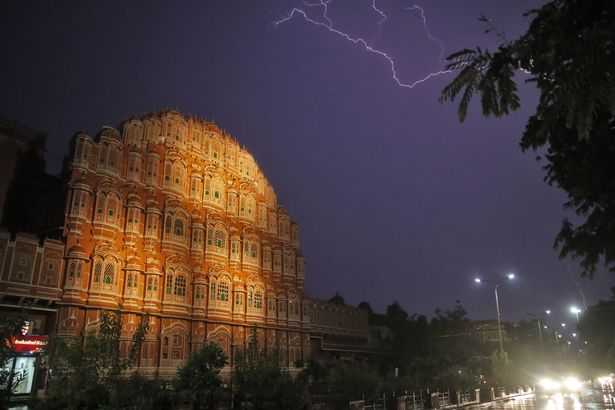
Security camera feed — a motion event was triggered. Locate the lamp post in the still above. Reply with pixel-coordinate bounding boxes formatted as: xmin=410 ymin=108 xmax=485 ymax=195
xmin=570 ymin=306 xmax=581 ymax=322
xmin=474 ymin=273 xmax=515 ymax=354
xmin=528 ymin=313 xmax=545 ymax=362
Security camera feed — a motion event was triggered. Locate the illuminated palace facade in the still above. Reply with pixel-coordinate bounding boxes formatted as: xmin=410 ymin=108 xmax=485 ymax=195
xmin=0 ymin=110 xmax=367 ymax=378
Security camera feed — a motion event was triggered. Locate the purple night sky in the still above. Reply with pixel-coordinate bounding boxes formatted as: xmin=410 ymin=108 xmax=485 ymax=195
xmin=1 ymin=0 xmax=612 ymax=325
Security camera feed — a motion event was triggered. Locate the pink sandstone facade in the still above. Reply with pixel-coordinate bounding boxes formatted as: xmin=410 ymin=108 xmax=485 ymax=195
xmin=0 ymin=110 xmax=368 ymax=378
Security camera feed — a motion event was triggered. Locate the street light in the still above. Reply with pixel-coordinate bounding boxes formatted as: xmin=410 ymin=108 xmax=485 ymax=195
xmin=474 ymin=273 xmax=516 ymax=353
xmin=570 ymin=306 xmax=582 ymax=321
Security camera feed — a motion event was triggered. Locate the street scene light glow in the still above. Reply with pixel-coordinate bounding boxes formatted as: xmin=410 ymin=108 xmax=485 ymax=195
xmin=507 ymin=273 xmax=515 ymax=279
xmin=474 ymin=278 xmax=481 ymax=283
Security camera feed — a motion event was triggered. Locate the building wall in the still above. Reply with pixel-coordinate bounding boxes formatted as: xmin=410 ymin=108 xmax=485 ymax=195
xmin=0 ymin=111 xmax=370 ymax=378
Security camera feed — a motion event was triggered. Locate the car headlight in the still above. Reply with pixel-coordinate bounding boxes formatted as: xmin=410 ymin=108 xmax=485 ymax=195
xmin=563 ymin=377 xmax=582 ymax=391
xmin=539 ymin=378 xmax=561 ymax=391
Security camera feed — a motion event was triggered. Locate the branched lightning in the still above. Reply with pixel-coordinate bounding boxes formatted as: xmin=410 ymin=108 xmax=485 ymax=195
xmin=272 ymin=0 xmax=451 ymax=89
xmin=405 ymin=5 xmax=446 ymax=64
xmin=369 ymin=0 xmax=388 ymax=46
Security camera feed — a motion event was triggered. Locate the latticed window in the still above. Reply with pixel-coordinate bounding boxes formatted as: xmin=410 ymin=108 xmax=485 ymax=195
xmin=166 ymin=275 xmax=173 ymax=295
xmin=195 ymin=285 xmax=203 ymax=302
xmin=210 ymin=282 xmax=216 ymax=301
xmin=251 ymin=243 xmax=258 ymax=259
xmin=68 ymin=262 xmax=76 ymax=278
xmin=255 ymin=291 xmax=263 ymax=309
xmin=75 ymin=262 xmax=82 ymax=284
xmin=93 ymin=262 xmax=102 ymax=284
xmin=103 ymin=263 xmax=114 ymax=285
xmin=165 ymin=216 xmax=172 ymax=235
xmin=247 ymin=291 xmax=253 ymax=308
xmin=235 ymin=293 xmax=243 ymax=306
xmin=215 ymin=230 xmax=225 ymax=248
xmin=174 ymin=275 xmax=186 ymax=297
xmin=174 ymin=219 xmax=184 ymax=237
xmin=217 ymin=282 xmax=229 ymax=301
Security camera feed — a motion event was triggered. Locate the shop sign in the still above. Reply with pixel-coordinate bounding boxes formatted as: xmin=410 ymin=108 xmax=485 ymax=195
xmin=11 ymin=335 xmax=48 ymax=353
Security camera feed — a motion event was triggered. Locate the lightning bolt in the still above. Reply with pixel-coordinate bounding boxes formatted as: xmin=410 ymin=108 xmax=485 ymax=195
xmin=272 ymin=0 xmax=451 ymax=89
xmin=405 ymin=4 xmax=446 ymax=64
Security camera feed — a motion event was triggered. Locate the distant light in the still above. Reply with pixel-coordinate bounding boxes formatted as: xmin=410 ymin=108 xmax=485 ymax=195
xmin=558 ymin=334 xmax=563 ymax=339
xmin=543 ymin=325 xmax=548 ymax=329
xmin=572 ymin=333 xmax=577 ymax=337
xmin=570 ymin=306 xmax=581 ymax=314
xmin=563 ymin=376 xmax=582 ymax=391
xmin=545 ymin=309 xmax=551 ymax=314
xmin=567 ymin=341 xmax=572 ymax=345
xmin=539 ymin=378 xmax=560 ymax=391
xmin=561 ymin=323 xmax=566 ymax=327
xmin=474 ymin=278 xmax=481 ymax=283
xmin=507 ymin=273 xmax=515 ymax=280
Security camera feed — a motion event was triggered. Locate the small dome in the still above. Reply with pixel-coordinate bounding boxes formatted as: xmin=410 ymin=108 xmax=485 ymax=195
xmin=98 ymin=126 xmax=121 ymax=141
xmin=66 ymin=244 xmax=87 ymax=259
xmin=126 ymin=256 xmax=142 ymax=271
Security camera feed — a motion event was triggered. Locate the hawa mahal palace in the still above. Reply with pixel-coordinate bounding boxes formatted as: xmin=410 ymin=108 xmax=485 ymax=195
xmin=0 ymin=111 xmax=370 ymax=379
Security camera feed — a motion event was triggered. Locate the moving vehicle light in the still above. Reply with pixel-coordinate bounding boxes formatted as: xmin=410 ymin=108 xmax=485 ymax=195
xmin=539 ymin=378 xmax=561 ymax=391
xmin=563 ymin=377 xmax=582 ymax=392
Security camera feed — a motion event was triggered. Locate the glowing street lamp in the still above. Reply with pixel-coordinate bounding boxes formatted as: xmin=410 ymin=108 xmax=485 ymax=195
xmin=570 ymin=306 xmax=582 ymax=321
xmin=474 ymin=273 xmax=516 ymax=353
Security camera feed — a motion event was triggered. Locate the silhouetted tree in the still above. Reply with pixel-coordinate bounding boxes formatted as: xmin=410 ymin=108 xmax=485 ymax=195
xmin=577 ymin=296 xmax=615 ymax=371
xmin=40 ymin=311 xmax=149 ymax=409
xmin=174 ymin=341 xmax=227 ymax=410
xmin=440 ymin=0 xmax=615 ymax=277
xmin=232 ymin=329 xmax=307 ymax=409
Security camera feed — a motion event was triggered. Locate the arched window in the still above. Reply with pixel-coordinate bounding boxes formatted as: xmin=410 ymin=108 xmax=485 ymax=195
xmin=103 ymin=263 xmax=115 ymax=285
xmin=165 ymin=216 xmax=172 ymax=235
xmin=210 ymin=281 xmax=216 ymax=301
xmin=251 ymin=243 xmax=258 ymax=259
xmin=174 ymin=275 xmax=186 ymax=297
xmin=211 ymin=178 xmax=224 ymax=206
xmin=247 ymin=290 xmax=253 ymax=308
xmin=247 ymin=195 xmax=255 ymax=219
xmin=98 ymin=144 xmax=108 ymax=167
xmin=93 ymin=261 xmax=102 ymax=287
xmin=67 ymin=262 xmax=76 ymax=286
xmin=174 ymin=219 xmax=184 ymax=237
xmin=76 ymin=262 xmax=82 ymax=286
xmin=217 ymin=282 xmax=229 ymax=301
xmin=166 ymin=274 xmax=173 ymax=295
xmin=215 ymin=230 xmax=225 ymax=248
xmin=255 ymin=291 xmax=263 ymax=309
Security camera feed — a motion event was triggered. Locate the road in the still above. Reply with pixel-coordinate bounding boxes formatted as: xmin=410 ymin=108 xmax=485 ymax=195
xmin=467 ymin=389 xmax=615 ymax=409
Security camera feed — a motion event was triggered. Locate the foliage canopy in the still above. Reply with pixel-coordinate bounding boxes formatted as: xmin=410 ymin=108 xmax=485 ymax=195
xmin=439 ymin=0 xmax=615 ymax=277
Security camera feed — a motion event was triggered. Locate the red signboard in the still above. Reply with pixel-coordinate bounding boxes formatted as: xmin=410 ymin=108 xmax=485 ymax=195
xmin=11 ymin=335 xmax=48 ymax=353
